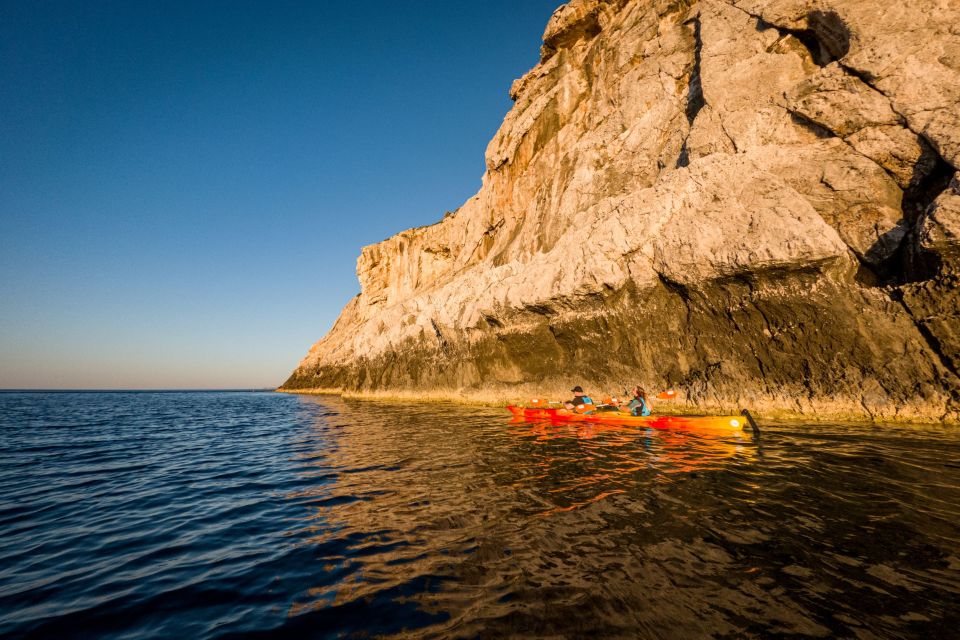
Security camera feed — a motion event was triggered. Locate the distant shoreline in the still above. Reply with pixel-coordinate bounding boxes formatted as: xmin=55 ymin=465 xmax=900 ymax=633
xmin=0 ymin=388 xmax=278 ymax=393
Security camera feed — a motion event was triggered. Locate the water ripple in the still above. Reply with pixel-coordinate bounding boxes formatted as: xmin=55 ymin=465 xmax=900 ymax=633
xmin=0 ymin=392 xmax=958 ymax=638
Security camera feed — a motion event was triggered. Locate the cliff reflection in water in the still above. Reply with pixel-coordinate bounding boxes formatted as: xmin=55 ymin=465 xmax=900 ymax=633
xmin=4 ymin=392 xmax=955 ymax=639
xmin=276 ymin=396 xmax=956 ymax=638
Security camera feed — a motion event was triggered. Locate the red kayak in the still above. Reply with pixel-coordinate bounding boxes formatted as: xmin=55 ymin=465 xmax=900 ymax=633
xmin=506 ymin=405 xmax=749 ymax=435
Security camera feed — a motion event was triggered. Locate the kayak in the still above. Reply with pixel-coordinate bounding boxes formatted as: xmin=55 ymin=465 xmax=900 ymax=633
xmin=506 ymin=405 xmax=749 ymax=434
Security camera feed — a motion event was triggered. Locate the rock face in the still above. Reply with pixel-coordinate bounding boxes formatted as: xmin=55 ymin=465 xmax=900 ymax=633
xmin=282 ymin=0 xmax=960 ymax=423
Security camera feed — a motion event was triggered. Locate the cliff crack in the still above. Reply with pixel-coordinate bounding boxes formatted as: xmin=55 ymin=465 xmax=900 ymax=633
xmin=787 ymin=104 xmax=902 ymax=178
xmin=656 ymin=271 xmax=697 ymax=354
xmin=724 ymin=0 xmax=954 ymax=173
xmin=431 ymin=319 xmax=449 ymax=353
xmin=893 ymin=291 xmax=960 ymax=384
xmin=722 ymin=0 xmax=955 ymax=286
xmin=684 ymin=15 xmax=705 ymax=125
xmin=677 ymin=14 xmax=705 ymax=168
xmin=722 ymin=1 xmax=849 ymax=67
xmin=835 ymin=60 xmax=957 ymax=178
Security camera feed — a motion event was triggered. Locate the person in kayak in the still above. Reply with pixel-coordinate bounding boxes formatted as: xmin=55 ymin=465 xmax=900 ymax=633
xmin=625 ymin=386 xmax=651 ymax=416
xmin=564 ymin=385 xmax=594 ymax=410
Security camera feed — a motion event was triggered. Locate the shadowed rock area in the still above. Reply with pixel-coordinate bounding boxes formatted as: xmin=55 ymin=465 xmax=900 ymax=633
xmin=282 ymin=0 xmax=960 ymax=423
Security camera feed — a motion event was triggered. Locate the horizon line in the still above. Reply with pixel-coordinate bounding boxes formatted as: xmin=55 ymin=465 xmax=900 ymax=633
xmin=0 ymin=388 xmax=280 ymax=393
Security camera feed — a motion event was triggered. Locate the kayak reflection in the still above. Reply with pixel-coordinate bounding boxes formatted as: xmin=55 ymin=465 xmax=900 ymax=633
xmin=507 ymin=416 xmax=757 ymax=515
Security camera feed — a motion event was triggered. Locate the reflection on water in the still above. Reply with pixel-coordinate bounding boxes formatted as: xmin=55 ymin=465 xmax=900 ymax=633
xmin=280 ymin=396 xmax=959 ymax=638
xmin=508 ymin=418 xmax=757 ymax=479
xmin=1 ymin=392 xmax=958 ymax=639
xmin=502 ymin=419 xmax=757 ymax=516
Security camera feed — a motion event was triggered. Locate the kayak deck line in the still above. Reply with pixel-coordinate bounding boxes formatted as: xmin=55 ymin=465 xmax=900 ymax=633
xmin=506 ymin=405 xmax=754 ymax=435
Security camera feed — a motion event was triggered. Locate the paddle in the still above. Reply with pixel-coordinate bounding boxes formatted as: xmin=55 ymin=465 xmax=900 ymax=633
xmin=530 ymin=389 xmax=677 ymax=412
xmin=528 ymin=398 xmax=564 ymax=407
xmin=528 ymin=388 xmax=679 ymax=410
xmin=740 ymin=409 xmax=761 ymax=437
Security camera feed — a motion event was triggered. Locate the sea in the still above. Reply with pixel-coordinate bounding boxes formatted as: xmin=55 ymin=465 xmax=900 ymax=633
xmin=1 ymin=391 xmax=958 ymax=639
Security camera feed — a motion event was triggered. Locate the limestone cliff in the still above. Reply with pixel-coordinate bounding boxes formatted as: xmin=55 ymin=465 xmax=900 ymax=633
xmin=282 ymin=0 xmax=960 ymax=423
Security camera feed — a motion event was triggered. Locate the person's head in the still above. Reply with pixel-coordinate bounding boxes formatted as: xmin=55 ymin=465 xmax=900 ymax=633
xmin=633 ymin=386 xmax=646 ymax=399
xmin=571 ymin=385 xmax=584 ymax=394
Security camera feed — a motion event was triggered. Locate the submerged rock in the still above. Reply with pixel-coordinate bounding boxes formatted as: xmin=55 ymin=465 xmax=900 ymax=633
xmin=282 ymin=0 xmax=960 ymax=423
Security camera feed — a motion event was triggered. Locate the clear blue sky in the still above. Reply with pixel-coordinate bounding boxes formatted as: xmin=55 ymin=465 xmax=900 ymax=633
xmin=0 ymin=0 xmax=560 ymax=389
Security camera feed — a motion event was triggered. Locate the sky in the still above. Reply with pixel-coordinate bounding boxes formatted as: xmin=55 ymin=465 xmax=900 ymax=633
xmin=0 ymin=0 xmax=561 ymax=389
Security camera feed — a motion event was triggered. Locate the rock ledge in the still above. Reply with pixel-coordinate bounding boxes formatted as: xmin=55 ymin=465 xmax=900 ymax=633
xmin=282 ymin=0 xmax=960 ymax=424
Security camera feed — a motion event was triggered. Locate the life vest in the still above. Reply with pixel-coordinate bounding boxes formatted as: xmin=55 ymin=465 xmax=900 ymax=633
xmin=630 ymin=397 xmax=650 ymax=417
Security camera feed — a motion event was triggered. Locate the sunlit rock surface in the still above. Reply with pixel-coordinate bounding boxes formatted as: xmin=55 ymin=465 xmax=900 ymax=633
xmin=282 ymin=0 xmax=960 ymax=423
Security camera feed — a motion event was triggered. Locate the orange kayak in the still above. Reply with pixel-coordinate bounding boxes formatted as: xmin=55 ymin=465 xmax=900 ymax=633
xmin=506 ymin=405 xmax=749 ymax=435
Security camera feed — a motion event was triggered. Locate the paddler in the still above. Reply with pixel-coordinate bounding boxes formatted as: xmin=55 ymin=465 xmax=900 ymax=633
xmin=624 ymin=386 xmax=651 ymax=416
xmin=564 ymin=385 xmax=594 ymax=410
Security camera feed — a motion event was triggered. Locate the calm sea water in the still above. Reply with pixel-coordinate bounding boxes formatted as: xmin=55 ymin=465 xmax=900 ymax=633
xmin=1 ymin=391 xmax=958 ymax=639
